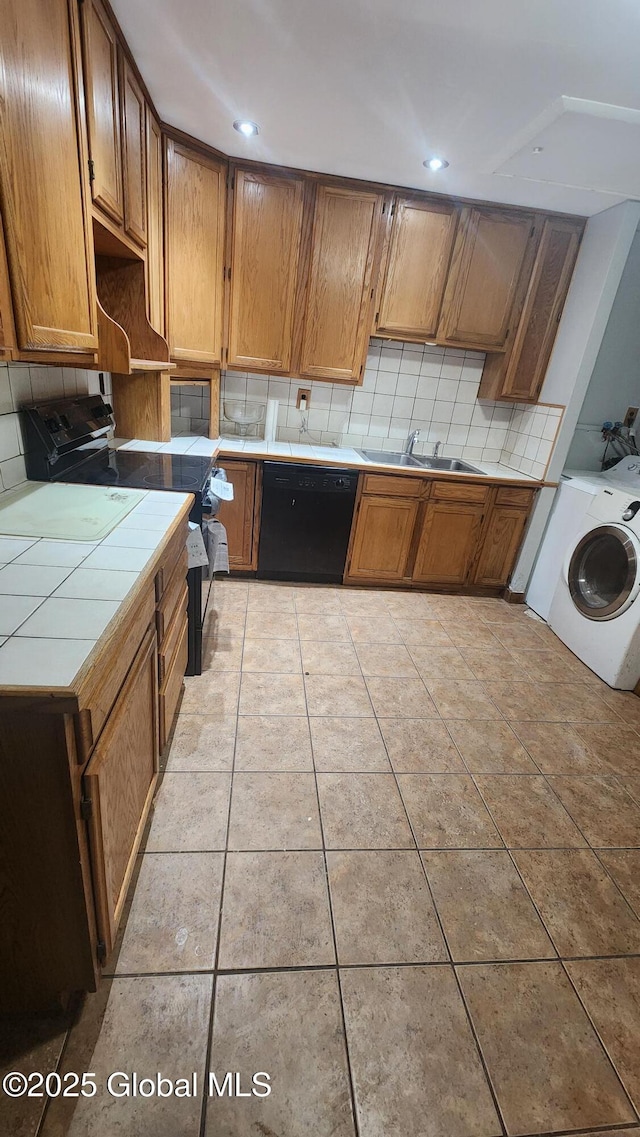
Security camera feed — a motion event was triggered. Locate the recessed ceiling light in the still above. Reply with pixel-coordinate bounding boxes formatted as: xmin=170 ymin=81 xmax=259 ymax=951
xmin=532 ymin=146 xmax=544 ymax=153
xmin=233 ymin=119 xmax=260 ymax=137
xmin=423 ymin=156 xmax=449 ymax=171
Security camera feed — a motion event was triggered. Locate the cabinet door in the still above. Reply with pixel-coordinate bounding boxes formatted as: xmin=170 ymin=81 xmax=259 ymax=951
xmin=473 ymin=504 xmax=531 ymax=587
xmin=299 ymin=184 xmax=386 ymax=382
xmin=376 ymin=198 xmax=458 ymax=339
xmin=413 ymin=500 xmax=484 ymax=586
xmin=346 ymin=495 xmax=419 ymax=582
xmin=227 ymin=169 xmax=305 ymax=373
xmin=215 ymin=460 xmax=259 ymax=571
xmin=146 ymin=111 xmax=164 ymax=333
xmin=120 ymin=54 xmax=147 ymax=248
xmin=165 ymin=140 xmax=226 ymax=365
xmin=438 ymin=207 xmax=533 ymax=351
xmin=0 ymin=0 xmax=98 ymax=352
xmin=83 ymin=626 xmax=159 ymax=956
xmin=498 ymin=217 xmax=582 ymax=402
xmin=80 ymin=0 xmax=123 ymax=225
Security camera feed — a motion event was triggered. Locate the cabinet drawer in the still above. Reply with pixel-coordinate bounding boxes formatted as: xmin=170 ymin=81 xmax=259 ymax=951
xmin=159 ymin=616 xmax=188 ymax=749
xmin=430 ymin=480 xmax=489 ymax=504
xmin=495 ymin=486 xmax=536 ymax=507
xmin=154 ymin=522 xmax=187 ymax=600
xmin=156 ymin=549 xmax=188 ymax=643
xmin=158 ymin=584 xmax=188 ymax=682
xmin=360 ymin=473 xmax=424 ymax=497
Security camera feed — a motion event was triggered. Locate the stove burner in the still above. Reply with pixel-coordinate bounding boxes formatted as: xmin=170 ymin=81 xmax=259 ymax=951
xmin=143 ymin=471 xmax=203 ymax=489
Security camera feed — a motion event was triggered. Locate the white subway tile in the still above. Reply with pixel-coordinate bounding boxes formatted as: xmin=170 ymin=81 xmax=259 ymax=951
xmin=447 ymin=425 xmax=469 ymax=445
xmin=0 ymin=371 xmax=12 ymax=416
xmin=373 ymin=372 xmax=397 ymax=395
xmin=395 ymin=374 xmax=419 ymax=398
xmin=467 ymin=426 xmax=489 ymax=447
xmin=392 ymin=395 xmax=414 ymax=418
xmin=451 ymin=403 xmax=474 ymax=426
xmin=368 ymin=416 xmax=388 ymax=438
xmin=399 ymin=357 xmax=421 ymax=375
xmin=413 ymin=398 xmax=434 ymax=421
xmin=434 ymin=400 xmax=455 ymax=420
xmin=436 ymin=378 xmax=459 ymax=401
xmin=0 ymin=414 xmax=21 ymax=461
xmin=8 ymin=366 xmax=32 ymax=409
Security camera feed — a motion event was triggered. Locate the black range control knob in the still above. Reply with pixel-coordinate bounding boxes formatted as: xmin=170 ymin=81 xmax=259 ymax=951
xmin=335 ymin=478 xmax=346 ymax=489
xmin=44 ymin=417 xmax=60 ymax=432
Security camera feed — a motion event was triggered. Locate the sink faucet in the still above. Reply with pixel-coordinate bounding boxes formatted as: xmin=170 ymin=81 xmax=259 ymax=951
xmin=432 ymin=440 xmax=442 ymax=458
xmin=404 ymin=429 xmax=420 ymax=455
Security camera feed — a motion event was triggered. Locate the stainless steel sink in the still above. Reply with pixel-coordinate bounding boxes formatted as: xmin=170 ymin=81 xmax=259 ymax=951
xmin=357 ymin=449 xmax=424 ymax=467
xmin=418 ymin=457 xmax=485 ymax=475
xmin=357 ymin=449 xmax=484 ymax=475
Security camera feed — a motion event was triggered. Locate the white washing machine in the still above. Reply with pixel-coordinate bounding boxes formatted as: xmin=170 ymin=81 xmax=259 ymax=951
xmin=526 ymin=477 xmax=599 ymax=620
xmin=548 ymin=483 xmax=640 ymax=688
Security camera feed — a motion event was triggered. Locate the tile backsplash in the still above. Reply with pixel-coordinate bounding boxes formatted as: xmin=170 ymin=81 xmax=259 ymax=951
xmin=0 ymin=363 xmax=110 ymax=496
xmin=172 ymin=339 xmax=564 ymax=480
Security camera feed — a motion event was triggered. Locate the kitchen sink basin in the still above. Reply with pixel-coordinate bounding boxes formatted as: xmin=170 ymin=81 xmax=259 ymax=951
xmin=357 ymin=449 xmax=424 ymax=467
xmin=357 ymin=450 xmax=484 ymax=475
xmin=418 ymin=457 xmax=485 ymax=474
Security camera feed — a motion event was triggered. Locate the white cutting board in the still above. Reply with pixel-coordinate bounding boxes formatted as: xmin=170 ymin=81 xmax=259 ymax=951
xmin=0 ymin=482 xmax=146 ymax=541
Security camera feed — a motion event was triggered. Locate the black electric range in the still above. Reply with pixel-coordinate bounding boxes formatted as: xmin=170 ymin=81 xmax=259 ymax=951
xmin=21 ymin=395 xmax=217 ymax=675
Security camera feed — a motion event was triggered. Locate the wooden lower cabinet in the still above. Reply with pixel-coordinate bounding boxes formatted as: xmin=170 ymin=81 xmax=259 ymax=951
xmin=345 ymin=474 xmax=536 ymax=593
xmin=472 ymin=503 xmax=532 ymax=587
xmin=347 ymin=494 xmax=419 ymax=581
xmin=0 ymin=510 xmax=189 ymax=1010
xmin=413 ymin=500 xmax=485 ymax=586
xmin=84 ymin=626 xmax=158 ymax=957
xmin=215 ymin=459 xmax=260 ymax=571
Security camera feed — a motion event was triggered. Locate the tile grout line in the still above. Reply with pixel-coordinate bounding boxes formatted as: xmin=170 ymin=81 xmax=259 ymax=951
xmin=198 ymin=589 xmax=247 ymax=1137
xmin=560 ymin=958 xmax=640 ymax=1126
xmin=304 ymin=612 xmax=363 ymax=1137
xmin=377 ymin=683 xmax=510 ymax=1137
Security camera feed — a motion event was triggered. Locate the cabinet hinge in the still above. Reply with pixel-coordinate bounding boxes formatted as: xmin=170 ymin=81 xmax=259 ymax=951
xmin=80 ymin=796 xmax=92 ymax=821
xmin=96 ymin=940 xmax=107 ymax=965
xmin=87 ymin=158 xmax=95 ymax=185
xmin=374 ymin=311 xmax=380 ymax=323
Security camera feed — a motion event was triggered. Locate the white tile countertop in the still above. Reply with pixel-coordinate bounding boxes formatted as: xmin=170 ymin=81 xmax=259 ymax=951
xmin=114 ymin=435 xmax=546 ymax=484
xmin=0 ymin=489 xmax=191 ymax=688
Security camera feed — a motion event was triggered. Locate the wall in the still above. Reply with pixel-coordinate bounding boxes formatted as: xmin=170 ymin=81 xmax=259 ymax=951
xmin=0 ymin=362 xmax=109 ymax=497
xmin=565 ymin=225 xmax=640 ymax=471
xmin=512 ymin=198 xmax=640 ymax=592
xmin=172 ymin=340 xmax=562 ymax=481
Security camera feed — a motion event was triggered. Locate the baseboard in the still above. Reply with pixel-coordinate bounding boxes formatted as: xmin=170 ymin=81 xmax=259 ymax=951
xmin=504 ymin=589 xmax=526 ymax=604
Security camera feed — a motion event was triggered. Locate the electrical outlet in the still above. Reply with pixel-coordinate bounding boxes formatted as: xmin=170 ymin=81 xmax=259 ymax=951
xmin=296 ymin=388 xmax=311 ymax=411
xmin=624 ymin=406 xmax=639 ymax=428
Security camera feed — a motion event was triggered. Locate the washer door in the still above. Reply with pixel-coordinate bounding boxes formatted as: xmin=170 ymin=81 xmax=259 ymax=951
xmin=567 ymin=524 xmax=640 ymax=620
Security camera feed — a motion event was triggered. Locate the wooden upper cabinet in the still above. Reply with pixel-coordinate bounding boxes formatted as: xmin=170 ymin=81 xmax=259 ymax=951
xmin=438 ymin=207 xmax=533 ymax=351
xmin=165 ymin=139 xmax=226 ymax=366
xmin=146 ymin=112 xmax=164 ymax=333
xmin=0 ymin=0 xmax=98 ymax=353
xmin=80 ymin=0 xmax=123 ymax=225
xmin=119 ymin=54 xmax=147 ymax=248
xmin=480 ymin=216 xmax=583 ymax=402
xmin=226 ymin=169 xmax=305 ymax=373
xmin=299 ymin=183 xmax=386 ymax=382
xmin=375 ymin=197 xmax=458 ymax=339
xmin=0 ymin=214 xmax=15 ymax=360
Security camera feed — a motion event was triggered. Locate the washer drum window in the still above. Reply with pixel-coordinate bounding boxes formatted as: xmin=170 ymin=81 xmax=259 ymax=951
xmin=568 ymin=524 xmax=640 ymax=620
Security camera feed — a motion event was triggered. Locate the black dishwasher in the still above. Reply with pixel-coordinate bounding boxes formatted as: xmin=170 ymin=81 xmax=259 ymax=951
xmin=257 ymin=462 xmax=358 ymax=583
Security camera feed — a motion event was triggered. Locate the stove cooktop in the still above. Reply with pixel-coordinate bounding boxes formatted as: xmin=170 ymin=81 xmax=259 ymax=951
xmin=55 ymin=448 xmax=216 ymax=494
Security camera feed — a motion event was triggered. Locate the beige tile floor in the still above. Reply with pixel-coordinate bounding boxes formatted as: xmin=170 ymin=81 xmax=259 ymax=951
xmin=4 ymin=580 xmax=640 ymax=1136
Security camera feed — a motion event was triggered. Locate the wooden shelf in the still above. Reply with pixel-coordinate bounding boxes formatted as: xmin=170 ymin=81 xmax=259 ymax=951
xmin=130 ymin=358 xmax=176 ymax=372
xmin=95 ymin=257 xmax=171 ymax=375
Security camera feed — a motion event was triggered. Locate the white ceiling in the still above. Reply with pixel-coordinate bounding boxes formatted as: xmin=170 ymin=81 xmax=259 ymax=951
xmin=111 ymin=0 xmax=640 ymax=216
